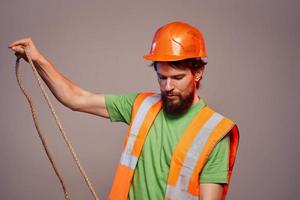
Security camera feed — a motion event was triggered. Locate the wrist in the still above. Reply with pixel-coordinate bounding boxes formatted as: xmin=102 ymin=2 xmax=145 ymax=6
xmin=33 ymin=53 xmax=46 ymax=65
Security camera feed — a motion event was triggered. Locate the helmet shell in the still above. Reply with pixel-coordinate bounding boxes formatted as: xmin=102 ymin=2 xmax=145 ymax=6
xmin=144 ymin=21 xmax=207 ymax=61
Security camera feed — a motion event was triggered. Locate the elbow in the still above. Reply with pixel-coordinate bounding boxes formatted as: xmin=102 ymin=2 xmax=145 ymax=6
xmin=58 ymin=90 xmax=83 ymax=112
xmin=69 ymin=105 xmax=79 ymax=112
xmin=63 ymin=86 xmax=88 ymax=112
xmin=59 ymin=99 xmax=80 ymax=112
xmin=67 ymin=97 xmax=83 ymax=112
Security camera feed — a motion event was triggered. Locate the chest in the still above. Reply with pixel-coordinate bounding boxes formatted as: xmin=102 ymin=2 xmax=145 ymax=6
xmin=139 ymin=111 xmax=192 ymax=171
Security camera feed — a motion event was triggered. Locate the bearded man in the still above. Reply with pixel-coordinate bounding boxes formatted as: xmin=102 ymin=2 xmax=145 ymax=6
xmin=9 ymin=21 xmax=239 ymax=200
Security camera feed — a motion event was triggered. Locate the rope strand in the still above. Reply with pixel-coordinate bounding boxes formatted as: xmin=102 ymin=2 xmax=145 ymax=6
xmin=15 ymin=47 xmax=99 ymax=200
xmin=15 ymin=57 xmax=71 ymax=200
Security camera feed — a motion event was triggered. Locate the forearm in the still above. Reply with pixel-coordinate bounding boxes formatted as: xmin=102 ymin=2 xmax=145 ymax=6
xmin=9 ymin=38 xmax=108 ymax=117
xmin=33 ymin=55 xmax=89 ymax=110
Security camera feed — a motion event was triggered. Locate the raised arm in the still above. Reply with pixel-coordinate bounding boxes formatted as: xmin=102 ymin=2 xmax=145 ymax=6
xmin=8 ymin=38 xmax=109 ymax=118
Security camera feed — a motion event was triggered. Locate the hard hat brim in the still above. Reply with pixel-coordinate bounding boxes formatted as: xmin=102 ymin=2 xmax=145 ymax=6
xmin=143 ymin=54 xmax=207 ymax=62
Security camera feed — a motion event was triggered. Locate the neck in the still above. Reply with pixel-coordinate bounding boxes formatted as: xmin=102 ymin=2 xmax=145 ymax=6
xmin=192 ymin=93 xmax=200 ymax=105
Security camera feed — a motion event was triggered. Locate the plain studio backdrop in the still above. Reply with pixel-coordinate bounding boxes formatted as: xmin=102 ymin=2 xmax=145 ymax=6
xmin=1 ymin=0 xmax=299 ymax=199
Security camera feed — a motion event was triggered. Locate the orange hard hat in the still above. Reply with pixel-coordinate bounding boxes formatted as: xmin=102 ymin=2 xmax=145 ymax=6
xmin=144 ymin=21 xmax=207 ymax=61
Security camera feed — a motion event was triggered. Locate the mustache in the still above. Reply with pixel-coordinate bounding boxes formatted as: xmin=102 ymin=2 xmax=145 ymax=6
xmin=162 ymin=91 xmax=181 ymax=96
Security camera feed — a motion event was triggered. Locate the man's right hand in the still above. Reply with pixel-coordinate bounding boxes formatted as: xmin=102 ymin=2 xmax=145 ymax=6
xmin=8 ymin=38 xmax=42 ymax=62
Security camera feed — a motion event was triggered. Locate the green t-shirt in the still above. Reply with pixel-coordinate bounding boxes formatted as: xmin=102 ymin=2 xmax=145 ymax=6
xmin=105 ymin=93 xmax=229 ymax=200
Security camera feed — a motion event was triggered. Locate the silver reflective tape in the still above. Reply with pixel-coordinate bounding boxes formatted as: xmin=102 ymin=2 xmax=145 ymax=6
xmin=165 ymin=185 xmax=198 ymax=200
xmin=121 ymin=94 xmax=160 ymax=168
xmin=120 ymin=152 xmax=138 ymax=169
xmin=130 ymin=94 xmax=161 ymax=137
xmin=178 ymin=112 xmax=224 ymax=190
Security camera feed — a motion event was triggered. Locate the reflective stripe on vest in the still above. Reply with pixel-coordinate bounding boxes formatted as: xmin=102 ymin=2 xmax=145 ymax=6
xmin=165 ymin=107 xmax=239 ymax=200
xmin=120 ymin=93 xmax=161 ymax=168
xmin=109 ymin=93 xmax=162 ymax=200
xmin=109 ymin=93 xmax=239 ymax=200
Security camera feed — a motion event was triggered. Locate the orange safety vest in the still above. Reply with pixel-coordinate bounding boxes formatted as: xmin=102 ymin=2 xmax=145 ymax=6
xmin=109 ymin=93 xmax=239 ymax=200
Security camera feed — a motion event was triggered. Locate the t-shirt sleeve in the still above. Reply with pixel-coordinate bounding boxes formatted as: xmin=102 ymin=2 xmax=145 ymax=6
xmin=105 ymin=93 xmax=138 ymax=124
xmin=199 ymin=135 xmax=230 ymax=184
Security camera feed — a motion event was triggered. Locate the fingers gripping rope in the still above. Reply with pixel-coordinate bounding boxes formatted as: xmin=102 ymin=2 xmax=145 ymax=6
xmin=15 ymin=47 xmax=99 ymax=200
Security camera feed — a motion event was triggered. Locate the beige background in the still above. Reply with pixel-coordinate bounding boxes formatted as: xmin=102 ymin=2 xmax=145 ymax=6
xmin=1 ymin=0 xmax=299 ymax=199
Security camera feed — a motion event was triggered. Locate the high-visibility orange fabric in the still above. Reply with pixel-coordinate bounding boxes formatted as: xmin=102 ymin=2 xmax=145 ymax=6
xmin=109 ymin=93 xmax=239 ymax=200
xmin=165 ymin=107 xmax=239 ymax=200
xmin=121 ymin=92 xmax=152 ymax=150
xmin=109 ymin=93 xmax=162 ymax=200
xmin=109 ymin=165 xmax=134 ymax=200
xmin=222 ymin=125 xmax=239 ymax=199
xmin=132 ymin=101 xmax=162 ymax=156
xmin=187 ymin=117 xmax=237 ymax=197
xmin=167 ymin=107 xmax=214 ymax=186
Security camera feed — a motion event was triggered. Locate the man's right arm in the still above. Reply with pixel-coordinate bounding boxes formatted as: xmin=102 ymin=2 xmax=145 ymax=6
xmin=9 ymin=38 xmax=109 ymax=118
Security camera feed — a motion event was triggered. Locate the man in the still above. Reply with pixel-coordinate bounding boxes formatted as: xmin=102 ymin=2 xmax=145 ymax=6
xmin=9 ymin=21 xmax=239 ymax=200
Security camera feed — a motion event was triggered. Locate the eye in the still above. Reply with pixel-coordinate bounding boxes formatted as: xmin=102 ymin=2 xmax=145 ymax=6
xmin=173 ymin=75 xmax=184 ymax=80
xmin=158 ymin=75 xmax=167 ymax=80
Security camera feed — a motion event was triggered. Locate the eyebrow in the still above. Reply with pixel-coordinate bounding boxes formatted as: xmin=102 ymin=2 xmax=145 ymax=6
xmin=157 ymin=72 xmax=186 ymax=78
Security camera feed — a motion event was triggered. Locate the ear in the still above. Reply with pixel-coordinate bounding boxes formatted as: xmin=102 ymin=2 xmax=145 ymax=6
xmin=194 ymin=67 xmax=205 ymax=81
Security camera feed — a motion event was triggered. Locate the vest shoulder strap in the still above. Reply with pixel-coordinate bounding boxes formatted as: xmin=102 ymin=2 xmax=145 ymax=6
xmin=109 ymin=92 xmax=162 ymax=200
xmin=165 ymin=106 xmax=239 ymax=200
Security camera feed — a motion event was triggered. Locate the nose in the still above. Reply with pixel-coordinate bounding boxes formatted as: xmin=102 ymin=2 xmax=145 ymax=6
xmin=164 ymin=78 xmax=174 ymax=92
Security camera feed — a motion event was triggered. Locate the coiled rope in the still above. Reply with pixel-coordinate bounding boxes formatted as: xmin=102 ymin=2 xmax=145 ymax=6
xmin=15 ymin=47 xmax=99 ymax=200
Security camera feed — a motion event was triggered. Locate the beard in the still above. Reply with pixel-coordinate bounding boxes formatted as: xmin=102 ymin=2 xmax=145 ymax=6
xmin=161 ymin=87 xmax=195 ymax=115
